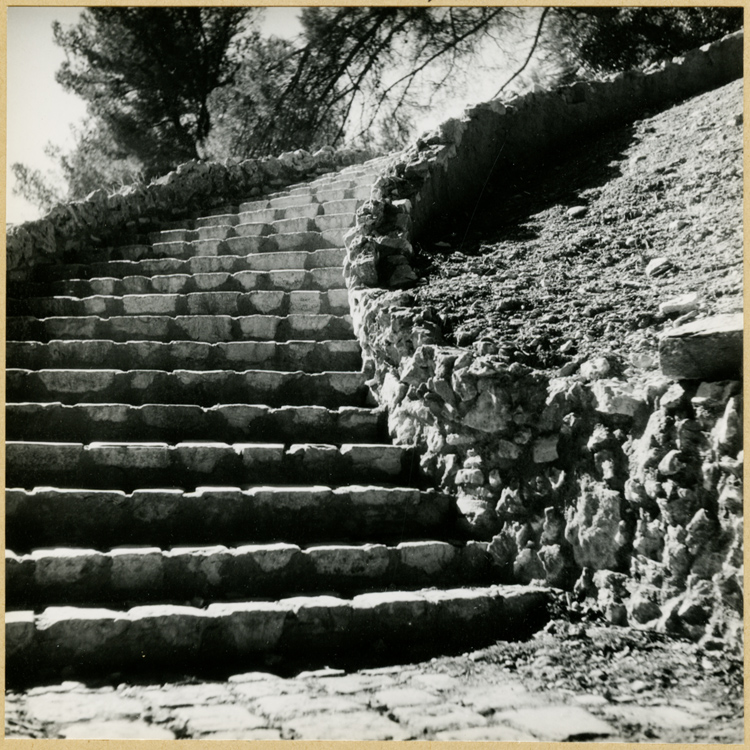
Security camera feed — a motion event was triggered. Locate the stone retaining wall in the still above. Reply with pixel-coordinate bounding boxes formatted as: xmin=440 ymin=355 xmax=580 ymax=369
xmin=343 ymin=31 xmax=743 ymax=648
xmin=7 ymin=146 xmax=377 ymax=282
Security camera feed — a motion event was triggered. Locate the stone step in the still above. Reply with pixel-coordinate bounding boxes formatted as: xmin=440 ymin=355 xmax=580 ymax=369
xmin=6 ymin=486 xmax=453 ymax=551
xmin=23 ymin=267 xmax=346 ymax=299
xmin=5 ymin=441 xmax=414 ymax=491
xmin=7 ymin=368 xmax=367 ymax=407
xmin=230 ymin=212 xmax=357 ymax=239
xmin=197 ymin=224 xmax=236 ymax=241
xmin=227 ymin=231 xmax=337 ymax=254
xmin=6 ymin=402 xmax=383 ymax=443
xmin=189 ymin=249 xmax=346 ymax=273
xmin=228 ymin=162 xmax=379 ymax=206
xmin=7 ymin=586 xmax=550 ymax=679
xmin=147 ymin=223 xmax=248 ymax=244
xmin=7 ymin=540 xmax=498 ymax=607
xmin=287 ymin=184 xmax=319 ymax=196
xmin=7 ymin=339 xmax=361 ymax=372
xmin=7 ymin=313 xmax=355 ymax=343
xmin=321 ymin=198 xmax=361 ymax=215
xmin=239 ymin=179 xmax=359 ymax=209
xmin=306 ymin=178 xmax=359 ymax=193
xmin=149 ymin=227 xmax=198 ymax=243
xmin=237 ymin=197 xmax=273 ymax=212
xmin=33 ymin=248 xmax=347 ymax=282
xmin=308 ymin=174 xmax=376 ymax=192
xmin=237 ymin=206 xmax=284 ymax=224
xmin=284 ymin=200 xmax=325 ymax=218
xmin=320 ymin=228 xmax=351 ymax=247
xmin=195 ymin=213 xmax=240 ymax=229
xmin=317 ymin=189 xmax=354 ymax=203
xmin=272 ymin=217 xmax=317 ymax=235
xmin=120 ymin=230 xmax=338 ymax=261
xmin=239 ymin=199 xmax=359 ymax=224
xmin=267 ymin=194 xmax=318 ymax=210
xmin=229 ymin=220 xmax=295 ymax=238
xmin=11 ymin=289 xmax=351 ymax=318
xmin=308 ymin=175 xmax=351 ymax=189
xmin=659 ymin=312 xmax=743 ymax=380
xmin=314 ymin=213 xmax=357 ymax=232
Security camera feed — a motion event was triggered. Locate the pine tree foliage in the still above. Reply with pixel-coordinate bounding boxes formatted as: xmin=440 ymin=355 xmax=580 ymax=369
xmin=53 ymin=7 xmax=258 ymax=176
xmin=552 ymin=7 xmax=743 ymax=76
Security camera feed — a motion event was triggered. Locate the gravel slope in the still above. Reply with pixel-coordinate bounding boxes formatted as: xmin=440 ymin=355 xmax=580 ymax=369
xmin=415 ymin=78 xmax=743 ymax=379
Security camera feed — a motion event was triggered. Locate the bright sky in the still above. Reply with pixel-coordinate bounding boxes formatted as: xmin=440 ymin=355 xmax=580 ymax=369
xmin=6 ymin=7 xmax=538 ymax=226
xmin=7 ymin=7 xmax=86 ymax=224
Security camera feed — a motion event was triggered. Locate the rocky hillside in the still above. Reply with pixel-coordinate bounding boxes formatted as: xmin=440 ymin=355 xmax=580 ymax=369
xmin=410 ymin=75 xmax=744 ymax=642
xmin=347 ymin=69 xmax=743 ymax=656
xmin=416 ymin=78 xmax=743 ymax=371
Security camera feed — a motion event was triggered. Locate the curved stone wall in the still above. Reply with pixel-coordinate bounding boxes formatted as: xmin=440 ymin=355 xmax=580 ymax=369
xmin=343 ymin=30 xmax=743 ymax=648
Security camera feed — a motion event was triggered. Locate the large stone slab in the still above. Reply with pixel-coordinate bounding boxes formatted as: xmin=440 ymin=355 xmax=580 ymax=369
xmin=61 ymin=720 xmax=175 ymax=739
xmin=268 ymin=193 xmax=316 ymax=209
xmin=239 ymin=206 xmax=281 ymax=224
xmin=315 ymin=213 xmax=356 ymax=232
xmin=8 ymin=586 xmax=551 ymax=678
xmin=281 ymin=202 xmax=322 ymax=220
xmin=6 ymin=485 xmax=452 ymax=552
xmin=195 ymin=212 xmax=239 ymax=228
xmin=196 ymin=224 xmax=235 ymax=241
xmin=315 ymin=187 xmax=352 ymax=202
xmin=659 ymin=313 xmax=742 ymax=380
xmin=273 ymin=217 xmax=315 ymax=234
xmin=284 ymin=710 xmax=410 ymax=740
xmin=493 ymin=705 xmax=617 ymax=741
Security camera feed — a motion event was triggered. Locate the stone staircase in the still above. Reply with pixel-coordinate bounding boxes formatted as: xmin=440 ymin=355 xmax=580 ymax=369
xmin=6 ymin=157 xmax=549 ymax=683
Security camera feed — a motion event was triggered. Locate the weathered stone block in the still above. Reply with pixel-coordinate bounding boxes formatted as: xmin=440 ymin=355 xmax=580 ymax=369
xmin=307 ymin=544 xmax=390 ymax=577
xmin=462 ymin=387 xmax=511 ymax=433
xmin=565 ymin=481 xmax=622 ymax=569
xmin=110 ymin=548 xmax=164 ymax=590
xmin=397 ymin=541 xmax=456 ymax=575
xmin=659 ymin=313 xmax=742 ymax=380
xmin=6 ymin=611 xmax=36 ymax=659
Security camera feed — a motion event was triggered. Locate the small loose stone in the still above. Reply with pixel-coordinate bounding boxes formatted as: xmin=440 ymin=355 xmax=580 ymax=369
xmin=645 ymin=257 xmax=673 ymax=277
xmin=659 ymin=292 xmax=700 ymax=316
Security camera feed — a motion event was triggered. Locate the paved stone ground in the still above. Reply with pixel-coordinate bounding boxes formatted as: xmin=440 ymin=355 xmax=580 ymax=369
xmin=7 ymin=623 xmax=741 ymax=742
xmin=2 ymin=668 xmax=624 ymax=741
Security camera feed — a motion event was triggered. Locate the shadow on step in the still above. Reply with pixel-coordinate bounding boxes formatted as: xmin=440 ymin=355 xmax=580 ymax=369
xmin=6 ymin=586 xmax=552 ymax=689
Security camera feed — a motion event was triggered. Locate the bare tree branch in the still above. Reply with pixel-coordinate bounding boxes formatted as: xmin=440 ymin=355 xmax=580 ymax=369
xmin=492 ymin=7 xmax=550 ymax=98
xmin=375 ymin=9 xmax=504 ymax=106
xmin=351 ymin=8 xmax=505 ymax=140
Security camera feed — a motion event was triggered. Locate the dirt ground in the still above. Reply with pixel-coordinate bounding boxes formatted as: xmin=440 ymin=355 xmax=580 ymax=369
xmin=460 ymin=613 xmax=745 ymax=743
